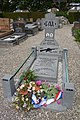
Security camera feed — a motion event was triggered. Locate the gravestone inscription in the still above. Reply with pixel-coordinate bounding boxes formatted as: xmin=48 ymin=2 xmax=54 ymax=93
xmin=31 ymin=56 xmax=58 ymax=82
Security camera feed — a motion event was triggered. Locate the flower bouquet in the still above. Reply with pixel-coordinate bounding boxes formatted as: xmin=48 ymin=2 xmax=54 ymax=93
xmin=13 ymin=70 xmax=63 ymax=111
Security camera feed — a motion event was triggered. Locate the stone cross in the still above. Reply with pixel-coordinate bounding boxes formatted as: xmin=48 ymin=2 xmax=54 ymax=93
xmin=42 ymin=12 xmax=57 ymax=40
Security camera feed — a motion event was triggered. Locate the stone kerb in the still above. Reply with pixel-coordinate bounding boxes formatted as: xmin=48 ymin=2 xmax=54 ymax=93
xmin=62 ymin=49 xmax=75 ymax=108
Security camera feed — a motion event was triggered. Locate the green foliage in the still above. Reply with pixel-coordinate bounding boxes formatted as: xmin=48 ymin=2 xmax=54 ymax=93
xmin=56 ymin=11 xmax=80 ymax=24
xmin=67 ymin=12 xmax=80 ymax=24
xmin=56 ymin=11 xmax=68 ymax=18
xmin=74 ymin=29 xmax=80 ymax=42
xmin=20 ymin=70 xmax=37 ymax=83
xmin=2 ymin=12 xmax=45 ymax=21
xmin=2 ymin=12 xmax=29 ymax=20
xmin=42 ymin=84 xmax=58 ymax=99
xmin=0 ymin=13 xmax=3 ymax=18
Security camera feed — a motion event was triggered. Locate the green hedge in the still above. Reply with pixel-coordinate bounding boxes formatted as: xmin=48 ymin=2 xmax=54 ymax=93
xmin=56 ymin=11 xmax=80 ymax=24
xmin=2 ymin=12 xmax=29 ymax=20
xmin=56 ymin=11 xmax=68 ymax=18
xmin=29 ymin=12 xmax=45 ymax=21
xmin=1 ymin=11 xmax=80 ymax=23
xmin=2 ymin=12 xmax=45 ymax=21
xmin=67 ymin=12 xmax=80 ymax=24
xmin=72 ymin=28 xmax=80 ymax=42
xmin=0 ymin=13 xmax=3 ymax=18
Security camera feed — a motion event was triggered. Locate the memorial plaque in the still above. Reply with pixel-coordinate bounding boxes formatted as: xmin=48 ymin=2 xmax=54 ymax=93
xmin=31 ymin=56 xmax=58 ymax=82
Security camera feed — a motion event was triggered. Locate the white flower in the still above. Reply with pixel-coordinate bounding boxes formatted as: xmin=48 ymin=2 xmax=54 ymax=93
xmin=33 ymin=91 xmax=36 ymax=94
xmin=40 ymin=89 xmax=43 ymax=92
xmin=28 ymin=86 xmax=31 ymax=90
xmin=28 ymin=89 xmax=32 ymax=92
xmin=26 ymin=98 xmax=28 ymax=101
xmin=40 ymin=86 xmax=42 ymax=88
xmin=20 ymin=84 xmax=25 ymax=89
xmin=37 ymin=90 xmax=40 ymax=93
xmin=32 ymin=87 xmax=35 ymax=91
xmin=23 ymin=103 xmax=27 ymax=108
xmin=17 ymin=88 xmax=20 ymax=92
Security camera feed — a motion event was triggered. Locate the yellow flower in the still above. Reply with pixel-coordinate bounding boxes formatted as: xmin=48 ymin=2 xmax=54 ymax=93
xmin=15 ymin=97 xmax=19 ymax=101
xmin=27 ymin=107 xmax=30 ymax=111
xmin=22 ymin=96 xmax=24 ymax=101
xmin=16 ymin=105 xmax=19 ymax=109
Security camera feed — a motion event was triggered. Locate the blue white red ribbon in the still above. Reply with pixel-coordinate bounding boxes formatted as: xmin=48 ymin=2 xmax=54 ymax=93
xmin=32 ymin=91 xmax=63 ymax=108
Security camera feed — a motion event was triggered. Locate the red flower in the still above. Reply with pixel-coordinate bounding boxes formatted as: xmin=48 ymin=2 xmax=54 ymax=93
xmin=19 ymin=90 xmax=28 ymax=95
xmin=24 ymin=77 xmax=27 ymax=80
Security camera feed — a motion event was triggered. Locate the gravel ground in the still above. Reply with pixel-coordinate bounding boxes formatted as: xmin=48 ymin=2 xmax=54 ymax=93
xmin=0 ymin=24 xmax=80 ymax=120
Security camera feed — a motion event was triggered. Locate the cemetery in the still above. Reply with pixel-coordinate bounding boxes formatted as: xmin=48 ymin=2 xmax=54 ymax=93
xmin=2 ymin=13 xmax=75 ymax=112
xmin=0 ymin=0 xmax=80 ymax=119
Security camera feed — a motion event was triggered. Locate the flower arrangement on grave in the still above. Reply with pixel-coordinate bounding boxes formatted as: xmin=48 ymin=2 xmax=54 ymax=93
xmin=13 ymin=70 xmax=63 ymax=111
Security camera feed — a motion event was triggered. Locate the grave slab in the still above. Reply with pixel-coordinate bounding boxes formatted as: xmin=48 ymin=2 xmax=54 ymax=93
xmin=31 ymin=56 xmax=58 ymax=82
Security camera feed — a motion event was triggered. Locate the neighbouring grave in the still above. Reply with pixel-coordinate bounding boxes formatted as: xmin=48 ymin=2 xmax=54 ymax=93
xmin=0 ymin=20 xmax=27 ymax=46
xmin=74 ymin=21 xmax=80 ymax=29
xmin=72 ymin=21 xmax=80 ymax=36
xmin=2 ymin=12 xmax=74 ymax=112
xmin=0 ymin=18 xmax=10 ymax=30
xmin=36 ymin=18 xmax=43 ymax=31
xmin=0 ymin=18 xmax=13 ymax=38
xmin=25 ymin=23 xmax=38 ymax=36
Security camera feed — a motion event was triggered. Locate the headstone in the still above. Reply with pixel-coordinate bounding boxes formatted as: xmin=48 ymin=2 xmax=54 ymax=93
xmin=41 ymin=13 xmax=59 ymax=46
xmin=31 ymin=13 xmax=60 ymax=82
xmin=42 ymin=13 xmax=56 ymax=40
xmin=36 ymin=18 xmax=43 ymax=31
xmin=0 ymin=18 xmax=10 ymax=30
xmin=73 ymin=21 xmax=80 ymax=29
xmin=25 ymin=23 xmax=38 ymax=36
xmin=13 ymin=20 xmax=25 ymax=33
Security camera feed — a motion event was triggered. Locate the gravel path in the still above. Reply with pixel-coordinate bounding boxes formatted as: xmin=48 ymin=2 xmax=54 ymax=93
xmin=0 ymin=24 xmax=80 ymax=120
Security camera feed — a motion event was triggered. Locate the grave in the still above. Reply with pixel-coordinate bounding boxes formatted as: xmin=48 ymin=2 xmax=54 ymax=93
xmin=73 ymin=21 xmax=80 ymax=29
xmin=0 ymin=18 xmax=13 ymax=38
xmin=0 ymin=20 xmax=27 ymax=46
xmin=36 ymin=18 xmax=43 ymax=31
xmin=25 ymin=23 xmax=38 ymax=36
xmin=2 ymin=12 xmax=74 ymax=111
xmin=31 ymin=12 xmax=60 ymax=82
